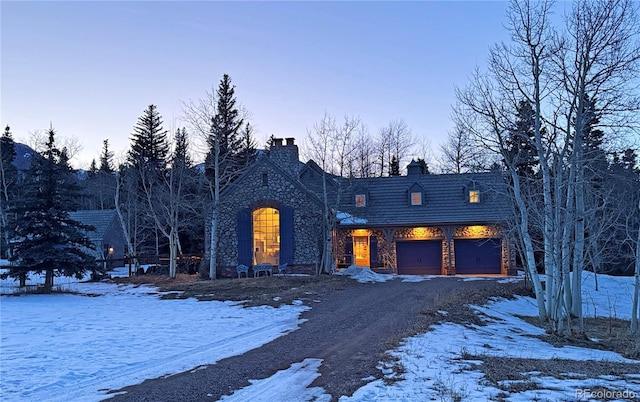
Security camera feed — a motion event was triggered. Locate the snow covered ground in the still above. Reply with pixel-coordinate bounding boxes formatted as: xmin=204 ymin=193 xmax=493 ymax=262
xmin=0 ymin=269 xmax=308 ymax=402
xmin=1 ymin=266 xmax=639 ymax=401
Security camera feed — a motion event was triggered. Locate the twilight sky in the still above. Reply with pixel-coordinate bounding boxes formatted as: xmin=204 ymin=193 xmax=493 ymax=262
xmin=1 ymin=1 xmax=511 ymax=169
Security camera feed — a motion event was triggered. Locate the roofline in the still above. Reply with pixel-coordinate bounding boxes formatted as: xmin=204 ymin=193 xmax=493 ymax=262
xmin=337 ymin=220 xmax=507 ymax=229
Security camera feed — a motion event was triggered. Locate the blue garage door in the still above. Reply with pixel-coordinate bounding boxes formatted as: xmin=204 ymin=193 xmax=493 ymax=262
xmin=455 ymin=239 xmax=502 ymax=274
xmin=396 ymin=240 xmax=442 ymax=275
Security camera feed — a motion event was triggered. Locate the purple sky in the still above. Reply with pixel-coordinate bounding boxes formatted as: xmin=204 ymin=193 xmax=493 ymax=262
xmin=2 ymin=1 xmax=511 ymax=169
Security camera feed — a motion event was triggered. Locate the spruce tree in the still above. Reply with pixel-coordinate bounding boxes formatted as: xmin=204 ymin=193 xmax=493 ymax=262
xmin=416 ymin=158 xmax=430 ymax=174
xmin=88 ymin=159 xmax=98 ymax=179
xmin=99 ymin=139 xmax=114 ymax=173
xmin=389 ymin=155 xmax=400 ymax=176
xmin=237 ymin=122 xmax=257 ymax=169
xmin=0 ymin=125 xmax=18 ymax=259
xmin=128 ymin=104 xmax=169 ymax=172
xmin=172 ymin=128 xmax=192 ymax=169
xmin=8 ymin=127 xmax=96 ymax=292
xmin=205 ymin=74 xmax=243 ymax=183
xmin=505 ymin=100 xmax=539 ymax=178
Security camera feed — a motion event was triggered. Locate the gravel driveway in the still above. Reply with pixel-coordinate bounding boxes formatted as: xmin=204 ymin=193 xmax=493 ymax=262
xmin=107 ymin=276 xmax=513 ymax=401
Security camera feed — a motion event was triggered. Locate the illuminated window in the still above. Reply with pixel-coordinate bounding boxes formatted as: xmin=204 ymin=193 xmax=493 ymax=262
xmin=410 ymin=192 xmax=422 ymax=205
xmin=469 ymin=190 xmax=480 ymax=203
xmin=355 ymin=194 xmax=366 ymax=207
xmin=252 ymin=207 xmax=280 ymax=265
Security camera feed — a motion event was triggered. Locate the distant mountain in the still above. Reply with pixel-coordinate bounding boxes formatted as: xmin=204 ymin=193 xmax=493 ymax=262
xmin=12 ymin=143 xmax=37 ymax=171
xmin=9 ymin=144 xmax=90 ymax=184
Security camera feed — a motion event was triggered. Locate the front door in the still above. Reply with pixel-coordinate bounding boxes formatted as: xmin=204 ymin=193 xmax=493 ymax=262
xmin=353 ymin=236 xmax=370 ymax=267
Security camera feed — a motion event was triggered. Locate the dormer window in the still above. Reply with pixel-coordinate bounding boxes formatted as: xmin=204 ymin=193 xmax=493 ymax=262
xmin=469 ymin=190 xmax=480 ymax=203
xmin=410 ymin=192 xmax=422 ymax=206
xmin=355 ymin=194 xmax=366 ymax=207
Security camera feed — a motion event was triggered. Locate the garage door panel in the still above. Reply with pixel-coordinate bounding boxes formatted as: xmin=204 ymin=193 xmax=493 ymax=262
xmin=455 ymin=239 xmax=502 ymax=274
xmin=396 ymin=240 xmax=442 ymax=275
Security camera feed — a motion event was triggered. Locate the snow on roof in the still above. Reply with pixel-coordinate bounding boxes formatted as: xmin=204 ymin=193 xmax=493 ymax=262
xmin=335 ymin=211 xmax=367 ymax=225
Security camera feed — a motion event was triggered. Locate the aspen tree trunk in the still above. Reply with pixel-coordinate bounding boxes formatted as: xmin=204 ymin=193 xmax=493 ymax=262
xmin=209 ymin=133 xmax=220 ymax=280
xmin=510 ymin=166 xmax=547 ymax=318
xmin=630 ymin=200 xmax=640 ymax=335
xmin=115 ymin=173 xmax=140 ymax=274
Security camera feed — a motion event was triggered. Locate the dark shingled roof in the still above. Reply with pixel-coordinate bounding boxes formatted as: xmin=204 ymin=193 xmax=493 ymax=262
xmin=334 ymin=172 xmax=511 ymax=227
xmin=68 ymin=210 xmax=117 ymax=240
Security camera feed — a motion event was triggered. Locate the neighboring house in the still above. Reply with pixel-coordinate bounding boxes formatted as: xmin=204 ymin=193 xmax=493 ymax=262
xmin=216 ymin=138 xmax=515 ymax=277
xmin=69 ymin=210 xmax=126 ymax=267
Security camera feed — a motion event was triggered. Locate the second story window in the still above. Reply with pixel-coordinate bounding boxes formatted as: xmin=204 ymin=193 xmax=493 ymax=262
xmin=469 ymin=190 xmax=480 ymax=203
xmin=410 ymin=192 xmax=422 ymax=206
xmin=355 ymin=194 xmax=366 ymax=207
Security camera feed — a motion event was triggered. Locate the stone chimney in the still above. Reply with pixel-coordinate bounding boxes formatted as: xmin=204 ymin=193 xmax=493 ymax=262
xmin=270 ymin=137 xmax=300 ymax=178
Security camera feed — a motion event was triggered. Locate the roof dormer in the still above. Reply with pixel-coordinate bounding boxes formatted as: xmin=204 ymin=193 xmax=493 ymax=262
xmin=407 ymin=182 xmax=424 ymax=206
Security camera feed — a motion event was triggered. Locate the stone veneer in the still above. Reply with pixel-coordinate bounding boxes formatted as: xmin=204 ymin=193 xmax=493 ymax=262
xmin=216 ymin=141 xmax=324 ymax=277
xmin=335 ymin=224 xmax=515 ymax=275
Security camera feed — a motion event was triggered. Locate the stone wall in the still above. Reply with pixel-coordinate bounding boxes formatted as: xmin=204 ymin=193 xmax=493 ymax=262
xmin=217 ymin=155 xmax=323 ymax=277
xmin=335 ymin=224 xmax=514 ymax=275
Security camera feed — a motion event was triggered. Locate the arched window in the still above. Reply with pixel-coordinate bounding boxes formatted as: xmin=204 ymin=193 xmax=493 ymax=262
xmin=252 ymin=207 xmax=280 ymax=265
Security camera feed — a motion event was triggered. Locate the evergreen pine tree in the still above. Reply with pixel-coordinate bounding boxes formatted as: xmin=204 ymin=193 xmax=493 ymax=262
xmin=205 ymin=74 xmax=243 ymax=183
xmin=128 ymin=104 xmax=169 ymax=172
xmin=416 ymin=158 xmax=430 ymax=174
xmin=237 ymin=122 xmax=257 ymax=168
xmin=0 ymin=125 xmax=18 ymax=259
xmin=88 ymin=159 xmax=98 ymax=179
xmin=8 ymin=126 xmax=96 ymax=292
xmin=99 ymin=139 xmax=114 ymax=173
xmin=389 ymin=155 xmax=400 ymax=176
xmin=505 ymin=100 xmax=539 ymax=178
xmin=172 ymin=128 xmax=192 ymax=169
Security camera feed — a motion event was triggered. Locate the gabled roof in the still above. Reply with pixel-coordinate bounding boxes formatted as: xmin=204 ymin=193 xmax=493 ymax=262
xmin=334 ymin=172 xmax=511 ymax=227
xmin=220 ymin=154 xmax=325 ymax=207
xmin=68 ymin=210 xmax=117 ymax=240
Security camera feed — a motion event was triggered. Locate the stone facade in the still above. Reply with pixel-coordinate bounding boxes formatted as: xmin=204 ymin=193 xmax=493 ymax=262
xmin=335 ymin=224 xmax=514 ymax=275
xmin=216 ymin=140 xmax=324 ymax=277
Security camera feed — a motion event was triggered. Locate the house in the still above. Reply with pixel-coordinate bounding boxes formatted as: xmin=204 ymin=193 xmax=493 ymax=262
xmin=216 ymin=138 xmax=515 ymax=277
xmin=69 ymin=210 xmax=126 ymax=267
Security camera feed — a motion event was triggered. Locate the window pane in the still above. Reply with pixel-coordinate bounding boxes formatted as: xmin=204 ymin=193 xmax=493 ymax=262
xmin=252 ymin=207 xmax=280 ymax=265
xmin=469 ymin=190 xmax=480 ymax=203
xmin=411 ymin=192 xmax=422 ymax=205
xmin=355 ymin=194 xmax=366 ymax=207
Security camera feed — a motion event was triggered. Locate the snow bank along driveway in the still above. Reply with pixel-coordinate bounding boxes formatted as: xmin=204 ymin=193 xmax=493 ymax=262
xmin=0 ymin=281 xmax=307 ymax=402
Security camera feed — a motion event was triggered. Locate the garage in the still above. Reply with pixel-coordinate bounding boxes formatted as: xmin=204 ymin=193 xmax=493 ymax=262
xmin=396 ymin=240 xmax=442 ymax=275
xmin=454 ymin=238 xmax=502 ymax=274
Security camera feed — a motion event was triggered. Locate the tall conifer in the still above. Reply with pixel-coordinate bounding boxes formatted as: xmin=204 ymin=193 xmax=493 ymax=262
xmin=8 ymin=127 xmax=95 ymax=291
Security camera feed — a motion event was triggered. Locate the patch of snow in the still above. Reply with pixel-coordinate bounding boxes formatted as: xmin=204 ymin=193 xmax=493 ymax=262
xmin=0 ymin=282 xmax=308 ymax=402
xmin=333 ymin=265 xmax=393 ymax=283
xmin=397 ymin=275 xmax=437 ymax=282
xmin=219 ymin=358 xmax=330 ymax=402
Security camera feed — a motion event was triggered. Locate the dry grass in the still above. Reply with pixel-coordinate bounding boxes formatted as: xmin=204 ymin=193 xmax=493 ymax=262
xmin=516 ymin=315 xmax=640 ymax=360
xmin=113 ymin=273 xmax=353 ymax=307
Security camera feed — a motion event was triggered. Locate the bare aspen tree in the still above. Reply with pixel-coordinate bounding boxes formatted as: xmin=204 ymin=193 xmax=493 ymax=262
xmin=632 ymin=198 xmax=640 ymax=335
xmin=455 ymin=75 xmax=548 ymax=318
xmin=351 ymin=123 xmax=375 ymax=178
xmin=439 ymin=122 xmax=491 ymax=173
xmin=553 ymin=0 xmax=640 ymax=328
xmin=305 ymin=113 xmax=338 ymax=274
